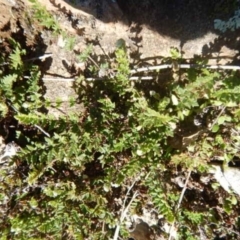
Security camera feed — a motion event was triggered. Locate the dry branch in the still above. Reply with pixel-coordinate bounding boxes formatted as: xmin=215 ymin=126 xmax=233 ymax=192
xmin=41 ymin=63 xmax=240 ymax=83
xmin=168 ymin=170 xmax=192 ymax=240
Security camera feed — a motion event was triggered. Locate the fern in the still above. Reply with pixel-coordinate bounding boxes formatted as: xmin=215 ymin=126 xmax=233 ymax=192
xmin=15 ymin=113 xmax=49 ymax=125
xmin=145 ymin=171 xmax=175 ymax=222
xmin=29 ymin=0 xmax=61 ymax=33
xmin=184 ymin=210 xmax=203 ymax=225
xmin=213 ymin=85 xmax=240 ymax=102
xmin=0 ymin=102 xmax=8 ymax=117
xmin=9 ymin=46 xmax=26 ymax=70
xmin=141 ymin=107 xmax=174 ymax=129
xmin=1 ymin=13 xmax=240 ymax=238
xmin=1 ymin=74 xmax=18 ymax=98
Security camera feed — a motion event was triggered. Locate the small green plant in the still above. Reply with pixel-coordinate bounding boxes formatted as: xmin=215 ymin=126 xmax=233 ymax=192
xmin=64 ymin=35 xmax=76 ymax=51
xmin=29 ymin=0 xmax=61 ymax=33
xmin=77 ymin=44 xmax=93 ymax=62
xmin=0 ymin=39 xmax=43 ymax=116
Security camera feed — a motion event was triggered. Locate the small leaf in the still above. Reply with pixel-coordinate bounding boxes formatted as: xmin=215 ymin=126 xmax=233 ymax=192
xmin=217 ymin=116 xmax=231 ymax=125
xmin=211 ymin=182 xmax=220 ymax=190
xmin=103 ymin=184 xmax=110 ymax=192
xmin=136 ymin=149 xmax=143 ymax=156
xmin=223 ymin=199 xmax=232 ymax=214
xmin=136 ymin=125 xmax=142 ymax=131
xmin=231 ymin=195 xmax=237 ymax=205
xmin=170 ymin=47 xmax=181 ymax=59
xmin=212 ymin=124 xmax=219 ymax=133
xmin=171 ymin=94 xmax=179 ymax=106
xmin=217 ymin=116 xmax=225 ymax=125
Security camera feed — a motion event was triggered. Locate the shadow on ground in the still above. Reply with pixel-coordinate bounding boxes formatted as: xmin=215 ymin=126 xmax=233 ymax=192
xmin=61 ymin=0 xmax=240 ymax=61
xmin=116 ymin=0 xmax=236 ymax=39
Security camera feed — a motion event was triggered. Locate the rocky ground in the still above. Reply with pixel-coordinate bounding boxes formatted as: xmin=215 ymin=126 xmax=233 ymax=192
xmin=1 ymin=0 xmax=239 ymax=117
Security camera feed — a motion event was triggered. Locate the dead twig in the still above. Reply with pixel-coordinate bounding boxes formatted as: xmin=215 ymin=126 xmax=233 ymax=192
xmin=131 ymin=63 xmax=240 ymax=74
xmin=25 ymin=53 xmax=53 ymax=62
xmin=1 ymin=53 xmax=53 ymax=67
xmin=130 ymin=64 xmax=172 ymax=74
xmin=42 ymin=77 xmax=75 ymax=81
xmin=88 ymin=56 xmax=100 ymax=69
xmin=41 ymin=63 xmax=240 ymax=82
xmin=209 ymin=106 xmax=226 ymax=131
xmin=33 ymin=124 xmax=50 ymax=138
xmin=168 ymin=170 xmax=192 ymax=240
xmin=85 ymin=76 xmax=155 ymax=81
xmin=176 ymin=170 xmax=192 ymax=210
xmin=113 ymin=179 xmax=139 ymax=240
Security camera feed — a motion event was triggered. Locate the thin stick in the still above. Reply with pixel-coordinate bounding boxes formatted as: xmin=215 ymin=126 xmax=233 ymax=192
xmin=121 ymin=191 xmax=138 ymax=223
xmin=168 ymin=170 xmax=192 ymax=240
xmin=41 ymin=63 xmax=240 ymax=82
xmin=88 ymin=56 xmax=100 ymax=69
xmin=176 ymin=170 xmax=191 ymax=210
xmin=122 ymin=179 xmax=139 ymax=216
xmin=97 ymin=40 xmax=112 ymax=62
xmin=113 ymin=190 xmax=138 ymax=240
xmin=1 ymin=54 xmax=53 ymax=66
xmin=131 ymin=64 xmax=172 ymax=73
xmin=85 ymin=76 xmax=154 ymax=81
xmin=85 ymin=63 xmax=240 ymax=81
xmin=179 ymin=64 xmax=240 ymax=70
xmin=25 ymin=53 xmax=53 ymax=62
xmin=129 ymin=76 xmax=154 ymax=80
xmin=113 ymin=178 xmax=139 ymax=240
xmin=34 ymin=125 xmax=50 ymax=138
xmin=131 ymin=63 xmax=240 ymax=74
xmin=209 ymin=106 xmax=226 ymax=131
xmin=42 ymin=77 xmax=75 ymax=81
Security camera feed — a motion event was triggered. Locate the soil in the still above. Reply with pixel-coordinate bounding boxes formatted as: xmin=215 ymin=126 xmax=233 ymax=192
xmin=1 ymin=0 xmax=240 ymax=239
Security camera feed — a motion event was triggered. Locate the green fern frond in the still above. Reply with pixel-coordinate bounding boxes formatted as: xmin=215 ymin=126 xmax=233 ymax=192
xmin=29 ymin=0 xmax=61 ymax=33
xmin=1 ymin=74 xmax=18 ymax=97
xmin=214 ymin=85 xmax=240 ymax=102
xmin=15 ymin=113 xmax=49 ymax=125
xmin=0 ymin=102 xmax=8 ymax=117
xmin=9 ymin=46 xmax=26 ymax=70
